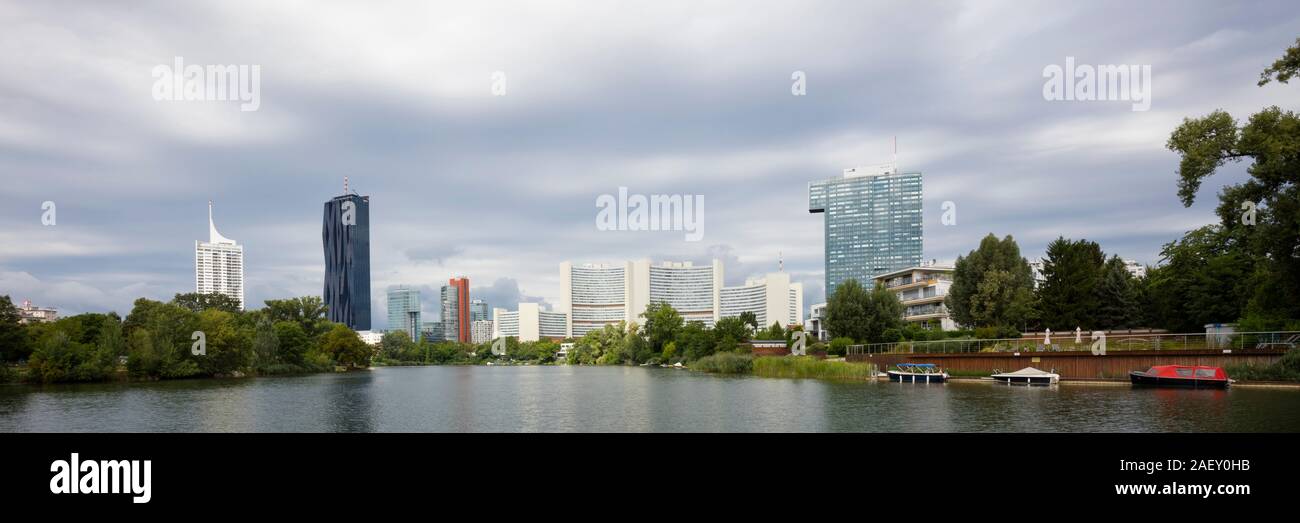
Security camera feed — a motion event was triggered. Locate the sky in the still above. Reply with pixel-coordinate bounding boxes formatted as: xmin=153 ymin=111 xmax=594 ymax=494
xmin=1 ymin=0 xmax=1297 ymax=329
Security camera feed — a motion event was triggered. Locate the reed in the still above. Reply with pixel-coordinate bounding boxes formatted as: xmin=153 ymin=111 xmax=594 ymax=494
xmin=691 ymin=352 xmax=754 ymax=374
xmin=752 ymin=356 xmax=876 ymax=380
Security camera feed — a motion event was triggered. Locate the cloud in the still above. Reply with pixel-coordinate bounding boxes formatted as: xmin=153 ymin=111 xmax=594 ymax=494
xmin=4 ymin=0 xmax=1298 ymax=330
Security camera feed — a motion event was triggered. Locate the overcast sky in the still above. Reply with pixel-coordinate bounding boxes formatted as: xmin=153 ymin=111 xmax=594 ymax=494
xmin=2 ymin=0 xmax=1296 ymax=328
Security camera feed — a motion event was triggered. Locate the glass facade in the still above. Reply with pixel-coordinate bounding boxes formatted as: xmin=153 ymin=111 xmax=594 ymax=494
xmin=809 ymin=171 xmax=922 ymax=298
xmin=386 ymin=287 xmax=421 ymax=342
xmin=322 ymin=194 xmax=371 ymax=331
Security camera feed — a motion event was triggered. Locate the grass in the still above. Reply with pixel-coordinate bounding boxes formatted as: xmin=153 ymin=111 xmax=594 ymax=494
xmin=691 ymin=352 xmax=753 ymax=374
xmin=751 ymin=356 xmax=876 ymax=380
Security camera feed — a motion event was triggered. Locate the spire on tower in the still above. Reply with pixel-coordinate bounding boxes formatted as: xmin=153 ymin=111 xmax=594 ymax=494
xmin=208 ymin=200 xmax=235 ymax=245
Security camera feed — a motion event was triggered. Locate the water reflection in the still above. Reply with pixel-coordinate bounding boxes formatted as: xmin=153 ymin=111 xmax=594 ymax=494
xmin=2 ymin=367 xmax=1300 ymax=433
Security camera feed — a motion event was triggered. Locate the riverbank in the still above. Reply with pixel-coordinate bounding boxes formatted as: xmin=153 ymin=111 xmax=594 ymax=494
xmin=689 ymin=354 xmax=878 ymax=380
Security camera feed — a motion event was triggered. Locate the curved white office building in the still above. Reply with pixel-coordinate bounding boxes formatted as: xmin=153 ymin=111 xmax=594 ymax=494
xmin=645 ymin=260 xmax=722 ymax=327
xmin=560 ymin=262 xmax=630 ymax=337
xmin=560 ymin=259 xmax=723 ymax=336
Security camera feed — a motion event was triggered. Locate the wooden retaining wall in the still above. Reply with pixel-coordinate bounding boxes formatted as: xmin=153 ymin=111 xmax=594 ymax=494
xmin=846 ymin=349 xmax=1286 ymax=380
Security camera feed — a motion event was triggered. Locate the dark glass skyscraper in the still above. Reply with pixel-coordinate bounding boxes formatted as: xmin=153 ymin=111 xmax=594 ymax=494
xmin=809 ymin=166 xmax=922 ymax=299
xmin=323 ymin=193 xmax=371 ymax=331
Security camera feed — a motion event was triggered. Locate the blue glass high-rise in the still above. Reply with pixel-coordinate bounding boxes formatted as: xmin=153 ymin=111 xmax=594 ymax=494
xmin=323 ymin=193 xmax=371 ymax=331
xmin=809 ymin=167 xmax=922 ymax=299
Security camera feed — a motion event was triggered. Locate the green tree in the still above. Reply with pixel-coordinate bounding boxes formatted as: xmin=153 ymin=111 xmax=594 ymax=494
xmin=379 ymin=331 xmax=417 ymax=362
xmin=1145 ymin=225 xmax=1255 ymax=332
xmin=0 ymin=295 xmax=30 ymax=362
xmin=714 ymin=317 xmax=749 ymax=344
xmin=263 ymin=296 xmax=331 ymax=337
xmin=171 ymin=292 xmax=242 ymax=314
xmin=825 ymin=279 xmax=904 ymax=343
xmin=675 ymin=322 xmax=717 ymax=361
xmin=1095 ymin=256 xmax=1140 ymax=330
xmin=319 ymin=324 xmax=371 ymax=368
xmin=640 ymin=302 xmax=684 ymax=354
xmin=1037 ymin=237 xmax=1104 ymax=331
xmin=737 ymin=311 xmax=759 ymax=336
xmin=251 ymin=316 xmax=279 ymax=369
xmin=1167 ymin=40 xmax=1300 ymax=323
xmin=945 ymin=233 xmax=1036 ymax=329
xmin=273 ymin=321 xmax=310 ymax=366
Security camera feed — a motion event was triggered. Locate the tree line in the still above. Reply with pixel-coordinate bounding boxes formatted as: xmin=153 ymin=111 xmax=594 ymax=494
xmin=0 ymin=293 xmax=372 ymax=384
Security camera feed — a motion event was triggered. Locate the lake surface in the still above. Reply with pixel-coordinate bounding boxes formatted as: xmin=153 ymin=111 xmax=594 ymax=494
xmin=2 ymin=366 xmax=1299 ymax=432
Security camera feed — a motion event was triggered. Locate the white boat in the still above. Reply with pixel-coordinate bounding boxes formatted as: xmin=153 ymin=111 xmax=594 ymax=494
xmin=886 ymin=363 xmax=949 ymax=383
xmin=991 ymin=367 xmax=1059 ymax=385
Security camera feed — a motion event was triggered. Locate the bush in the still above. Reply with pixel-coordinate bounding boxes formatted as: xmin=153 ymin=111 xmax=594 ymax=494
xmin=828 ymin=337 xmax=853 ymax=356
xmin=1228 ymin=346 xmax=1300 ymax=381
xmin=691 ymin=352 xmax=753 ymax=374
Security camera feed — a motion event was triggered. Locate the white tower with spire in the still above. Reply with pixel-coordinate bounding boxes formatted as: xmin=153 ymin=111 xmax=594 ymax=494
xmin=195 ymin=200 xmax=245 ymax=309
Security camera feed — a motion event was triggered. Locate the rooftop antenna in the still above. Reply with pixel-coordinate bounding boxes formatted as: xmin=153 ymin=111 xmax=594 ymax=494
xmin=892 ymin=136 xmax=898 ymax=174
xmin=779 ymin=251 xmax=784 ymax=272
xmin=344 ymin=176 xmax=349 ymax=195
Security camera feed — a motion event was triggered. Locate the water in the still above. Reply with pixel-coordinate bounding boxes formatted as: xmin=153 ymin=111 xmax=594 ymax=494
xmin=2 ymin=366 xmax=1299 ymax=432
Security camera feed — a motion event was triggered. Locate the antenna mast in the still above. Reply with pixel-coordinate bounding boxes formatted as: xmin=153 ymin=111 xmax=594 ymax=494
xmin=892 ymin=136 xmax=898 ymax=174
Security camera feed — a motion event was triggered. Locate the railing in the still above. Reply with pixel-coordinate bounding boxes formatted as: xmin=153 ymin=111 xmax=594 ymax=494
xmin=846 ymin=331 xmax=1300 ymax=355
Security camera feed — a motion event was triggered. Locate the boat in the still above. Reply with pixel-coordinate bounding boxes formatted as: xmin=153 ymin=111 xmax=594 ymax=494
xmin=887 ymin=363 xmax=948 ymax=383
xmin=991 ymin=367 xmax=1060 ymax=385
xmin=1129 ymin=365 xmax=1230 ymax=389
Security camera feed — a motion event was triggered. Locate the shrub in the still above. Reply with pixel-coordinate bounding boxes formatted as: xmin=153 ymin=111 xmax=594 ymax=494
xmin=828 ymin=337 xmax=853 ymax=356
xmin=691 ymin=352 xmax=753 ymax=374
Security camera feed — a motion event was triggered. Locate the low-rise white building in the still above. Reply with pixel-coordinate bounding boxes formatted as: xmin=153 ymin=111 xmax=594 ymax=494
xmin=357 ymin=330 xmax=384 ymax=346
xmin=873 ymin=264 xmax=958 ymax=331
xmin=492 ymin=303 xmax=568 ymax=342
xmin=804 ymin=302 xmax=828 ymax=341
xmin=471 ymin=320 xmax=494 ymax=344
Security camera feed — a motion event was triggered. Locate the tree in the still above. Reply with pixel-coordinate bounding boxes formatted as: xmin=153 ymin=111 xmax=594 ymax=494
xmin=263 ymin=296 xmax=331 ymax=337
xmin=640 ymin=302 xmax=684 ymax=354
xmin=0 ymin=296 xmax=30 ymax=362
xmin=825 ymin=279 xmax=904 ymax=343
xmin=713 ymin=317 xmax=749 ymax=344
xmin=273 ymin=321 xmax=310 ymax=366
xmin=761 ymin=321 xmax=785 ymax=341
xmin=737 ymin=311 xmax=759 ymax=335
xmin=945 ymin=233 xmax=1036 ymax=329
xmin=968 ymin=269 xmax=1034 ymax=332
xmin=379 ymin=331 xmax=417 ymax=362
xmin=251 ymin=316 xmax=279 ymax=368
xmin=675 ymin=322 xmax=717 ymax=361
xmin=195 ymin=309 xmax=250 ymax=375
xmin=319 ymin=324 xmax=370 ymax=368
xmin=1037 ymin=237 xmax=1105 ymax=331
xmin=171 ymin=292 xmax=242 ymax=314
xmin=1168 ymin=39 xmax=1300 ymax=322
xmin=866 ymin=282 xmax=904 ymax=343
xmin=1145 ymin=225 xmax=1255 ymax=332
xmin=826 ymin=279 xmax=871 ymax=342
xmin=1095 ymin=256 xmax=1139 ymax=329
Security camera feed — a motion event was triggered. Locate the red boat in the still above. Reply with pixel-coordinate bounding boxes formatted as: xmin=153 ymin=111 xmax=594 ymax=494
xmin=1129 ymin=365 xmax=1230 ymax=389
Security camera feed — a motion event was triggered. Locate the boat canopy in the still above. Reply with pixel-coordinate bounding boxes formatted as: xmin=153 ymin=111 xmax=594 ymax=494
xmin=1000 ymin=367 xmax=1053 ymax=376
xmin=1142 ymin=365 xmax=1227 ymax=380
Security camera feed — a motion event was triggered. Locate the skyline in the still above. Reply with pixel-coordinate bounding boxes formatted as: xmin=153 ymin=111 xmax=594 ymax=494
xmin=4 ymin=1 xmax=1299 ymax=330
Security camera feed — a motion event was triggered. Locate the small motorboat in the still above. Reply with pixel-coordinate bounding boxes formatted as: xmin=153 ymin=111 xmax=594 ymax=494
xmin=991 ymin=367 xmax=1060 ymax=385
xmin=1129 ymin=365 xmax=1229 ymax=389
xmin=887 ymin=363 xmax=948 ymax=383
